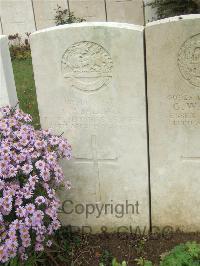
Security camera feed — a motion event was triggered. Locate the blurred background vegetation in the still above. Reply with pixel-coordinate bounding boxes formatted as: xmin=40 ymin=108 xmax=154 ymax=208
xmin=148 ymin=0 xmax=200 ymax=20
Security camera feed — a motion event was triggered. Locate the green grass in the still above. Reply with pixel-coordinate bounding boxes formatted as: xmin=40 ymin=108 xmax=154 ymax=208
xmin=12 ymin=57 xmax=40 ymax=129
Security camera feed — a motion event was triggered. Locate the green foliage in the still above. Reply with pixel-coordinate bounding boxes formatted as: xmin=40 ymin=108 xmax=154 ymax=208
xmin=54 ymin=5 xmax=85 ymax=25
xmin=9 ymin=33 xmax=31 ymax=61
xmin=135 ymin=238 xmax=147 ymax=255
xmin=99 ymin=257 xmax=127 ymax=266
xmin=99 ymin=250 xmax=114 ymax=265
xmin=160 ymin=241 xmax=200 ymax=266
xmin=4 ymin=252 xmax=45 ymax=266
xmin=111 ymin=258 xmax=127 ymax=266
xmin=135 ymin=257 xmax=154 ymax=266
xmin=148 ymin=0 xmax=200 ymax=19
xmin=12 ymin=57 xmax=40 ymax=129
xmin=4 ymin=257 xmax=19 ymax=266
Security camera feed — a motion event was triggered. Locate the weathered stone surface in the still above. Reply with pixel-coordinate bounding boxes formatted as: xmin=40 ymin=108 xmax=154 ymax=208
xmin=106 ymin=0 xmax=144 ymax=25
xmin=30 ymin=22 xmax=149 ymax=232
xmin=33 ymin=0 xmax=68 ymax=30
xmin=68 ymin=0 xmax=106 ymax=22
xmin=0 ymin=35 xmax=18 ymax=107
xmin=0 ymin=0 xmax=36 ymax=36
xmin=146 ymin=15 xmax=200 ymax=231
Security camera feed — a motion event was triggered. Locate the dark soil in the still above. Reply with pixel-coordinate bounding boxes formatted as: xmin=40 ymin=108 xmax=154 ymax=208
xmin=57 ymin=230 xmax=200 ymax=265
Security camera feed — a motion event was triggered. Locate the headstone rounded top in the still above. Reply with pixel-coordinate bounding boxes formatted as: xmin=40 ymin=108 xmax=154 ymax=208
xmin=178 ymin=33 xmax=200 ymax=87
xmin=61 ymin=41 xmax=113 ymax=92
xmin=146 ymin=14 xmax=200 ymax=27
xmin=30 ymin=22 xmax=144 ymax=37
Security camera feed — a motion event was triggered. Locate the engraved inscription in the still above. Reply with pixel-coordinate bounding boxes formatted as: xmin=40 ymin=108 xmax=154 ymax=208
xmin=178 ymin=34 xmax=200 ymax=87
xmin=43 ymin=96 xmax=137 ymax=131
xmin=168 ymin=94 xmax=200 ymax=126
xmin=61 ymin=41 xmax=113 ymax=92
xmin=44 ymin=115 xmax=137 ymax=130
xmin=74 ymin=135 xmax=118 ymax=201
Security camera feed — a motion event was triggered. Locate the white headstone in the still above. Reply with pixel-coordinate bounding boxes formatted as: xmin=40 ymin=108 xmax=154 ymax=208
xmin=33 ymin=0 xmax=68 ymax=30
xmin=0 ymin=35 xmax=18 ymax=107
xmin=68 ymin=0 xmax=106 ymax=22
xmin=0 ymin=0 xmax=36 ymax=36
xmin=30 ymin=22 xmax=149 ymax=232
xmin=146 ymin=15 xmax=200 ymax=231
xmin=106 ymin=0 xmax=144 ymax=25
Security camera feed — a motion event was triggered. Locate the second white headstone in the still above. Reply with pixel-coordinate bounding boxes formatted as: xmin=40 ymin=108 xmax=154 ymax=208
xmin=146 ymin=15 xmax=200 ymax=232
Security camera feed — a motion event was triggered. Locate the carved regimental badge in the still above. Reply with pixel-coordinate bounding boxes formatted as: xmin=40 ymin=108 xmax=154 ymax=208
xmin=178 ymin=34 xmax=200 ymax=87
xmin=61 ymin=41 xmax=113 ymax=92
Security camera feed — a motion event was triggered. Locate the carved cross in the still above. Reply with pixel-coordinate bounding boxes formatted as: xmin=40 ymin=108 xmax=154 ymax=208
xmin=181 ymin=156 xmax=200 ymax=161
xmin=74 ymin=135 xmax=118 ymax=201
